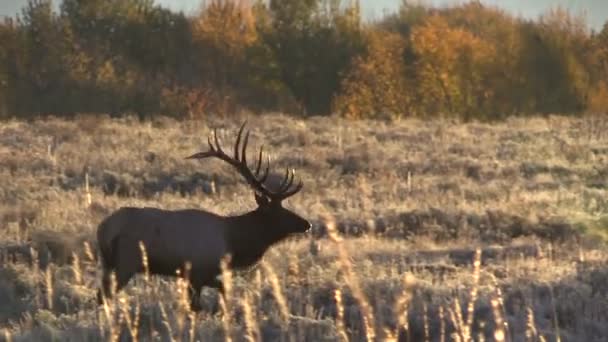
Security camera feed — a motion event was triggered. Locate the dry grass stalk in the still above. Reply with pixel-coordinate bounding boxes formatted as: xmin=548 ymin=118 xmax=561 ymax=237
xmin=453 ymin=297 xmax=465 ymax=340
xmin=188 ymin=311 xmax=196 ymax=342
xmin=44 ymin=266 xmax=53 ymax=310
xmin=326 ymin=218 xmax=376 ymax=341
xmin=219 ymin=254 xmax=234 ymax=342
xmin=490 ymin=274 xmax=509 ymax=342
xmin=218 ymin=296 xmax=232 ymax=342
xmin=334 ymin=288 xmax=349 ymax=342
xmin=138 ymin=241 xmax=150 ymax=282
xmin=490 ymin=296 xmax=506 ymax=342
xmin=407 ymin=171 xmax=412 ymax=193
xmin=423 ymin=302 xmax=430 ymax=342
xmin=465 ymin=248 xmax=482 ymax=339
xmin=47 ymin=142 xmax=56 ymax=168
xmin=393 ymin=272 xmax=415 ymax=341
xmin=548 ymin=284 xmax=561 ymax=342
xmin=242 ymin=291 xmax=261 ymax=342
xmin=71 ymin=252 xmax=82 ymax=285
xmin=439 ymin=305 xmax=446 ymax=342
xmin=118 ymin=297 xmax=140 ymax=341
xmin=176 ymin=262 xmax=193 ymax=333
xmin=478 ymin=321 xmax=486 ymax=342
xmin=253 ymin=269 xmax=263 ymax=309
xmin=525 ymin=306 xmax=538 ymax=341
xmin=83 ymin=241 xmax=95 ymax=263
xmin=84 ymin=172 xmax=92 ymax=208
xmin=287 ymin=254 xmax=300 ymax=286
xmin=174 ymin=268 xmax=191 ymax=312
xmin=158 ymin=301 xmax=176 ymax=342
xmin=262 ymin=260 xmax=290 ymax=324
xmin=447 ymin=307 xmax=462 ymax=342
xmin=29 ymin=247 xmax=41 ymax=308
xmin=100 ymin=272 xmax=118 ymax=341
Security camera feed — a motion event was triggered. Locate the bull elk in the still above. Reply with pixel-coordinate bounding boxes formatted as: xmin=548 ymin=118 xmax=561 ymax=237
xmin=96 ymin=122 xmax=310 ymax=311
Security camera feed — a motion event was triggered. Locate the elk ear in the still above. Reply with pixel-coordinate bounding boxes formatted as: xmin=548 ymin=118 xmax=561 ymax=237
xmin=254 ymin=193 xmax=270 ymax=207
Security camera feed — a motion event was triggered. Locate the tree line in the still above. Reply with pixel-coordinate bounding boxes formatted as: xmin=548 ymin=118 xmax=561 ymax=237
xmin=1 ymin=0 xmax=607 ymax=121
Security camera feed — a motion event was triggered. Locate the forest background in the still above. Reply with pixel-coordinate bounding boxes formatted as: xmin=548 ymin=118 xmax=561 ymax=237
xmin=1 ymin=0 xmax=608 ymax=121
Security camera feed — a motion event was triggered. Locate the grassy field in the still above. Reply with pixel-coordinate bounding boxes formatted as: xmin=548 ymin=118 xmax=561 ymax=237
xmin=0 ymin=113 xmax=607 ymax=341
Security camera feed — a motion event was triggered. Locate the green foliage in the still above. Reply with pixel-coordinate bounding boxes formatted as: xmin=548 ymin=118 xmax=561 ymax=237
xmin=259 ymin=0 xmax=365 ymax=115
xmin=0 ymin=19 xmax=19 ymax=118
xmin=0 ymin=0 xmax=606 ymax=120
xmin=518 ymin=7 xmax=591 ymax=114
xmin=58 ymin=0 xmax=194 ymax=117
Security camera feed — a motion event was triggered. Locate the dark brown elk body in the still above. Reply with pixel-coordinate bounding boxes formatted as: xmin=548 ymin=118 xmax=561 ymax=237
xmin=96 ymin=122 xmax=310 ymax=311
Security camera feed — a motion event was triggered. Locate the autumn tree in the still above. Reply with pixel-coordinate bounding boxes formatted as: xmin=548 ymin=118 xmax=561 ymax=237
xmin=13 ymin=0 xmax=74 ymax=115
xmin=0 ymin=0 xmax=605 ymax=120
xmin=519 ymin=7 xmax=591 ymax=114
xmin=438 ymin=2 xmax=528 ymax=117
xmin=333 ymin=29 xmax=410 ymax=119
xmin=0 ymin=19 xmax=18 ymax=117
xmin=260 ymin=0 xmax=365 ymax=115
xmin=587 ymin=23 xmax=608 ymax=112
xmin=190 ymin=0 xmax=260 ymax=114
xmin=60 ymin=0 xmax=193 ymax=116
xmin=410 ymin=14 xmax=495 ymax=119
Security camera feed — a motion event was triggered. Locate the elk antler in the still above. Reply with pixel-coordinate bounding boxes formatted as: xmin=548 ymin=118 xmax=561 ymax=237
xmin=186 ymin=122 xmax=303 ymax=201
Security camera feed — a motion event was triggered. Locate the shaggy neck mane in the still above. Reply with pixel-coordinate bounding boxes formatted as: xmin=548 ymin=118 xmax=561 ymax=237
xmin=224 ymin=210 xmax=288 ymax=269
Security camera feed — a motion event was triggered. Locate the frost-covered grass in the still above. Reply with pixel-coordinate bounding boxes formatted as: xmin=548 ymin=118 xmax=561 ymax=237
xmin=0 ymin=113 xmax=607 ymax=341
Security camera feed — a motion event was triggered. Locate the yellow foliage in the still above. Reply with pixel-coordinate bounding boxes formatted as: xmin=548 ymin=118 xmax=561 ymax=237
xmin=410 ymin=15 xmax=496 ymax=118
xmin=588 ymin=80 xmax=608 ymax=113
xmin=193 ymin=0 xmax=257 ymax=56
xmin=333 ymin=30 xmax=410 ymax=119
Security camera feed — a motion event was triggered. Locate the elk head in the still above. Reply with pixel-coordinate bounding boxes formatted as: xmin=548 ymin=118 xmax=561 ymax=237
xmin=186 ymin=122 xmax=311 ymax=236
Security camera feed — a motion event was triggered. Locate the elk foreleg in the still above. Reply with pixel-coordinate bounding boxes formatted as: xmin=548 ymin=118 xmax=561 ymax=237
xmin=109 ymin=238 xmax=139 ymax=294
xmin=187 ymin=277 xmax=226 ymax=314
xmin=188 ymin=284 xmax=203 ymax=312
xmin=97 ymin=269 xmax=115 ymax=305
xmin=210 ymin=278 xmax=226 ymax=315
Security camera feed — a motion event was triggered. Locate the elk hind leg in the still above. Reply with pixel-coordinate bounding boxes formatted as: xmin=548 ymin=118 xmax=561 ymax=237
xmin=188 ymin=277 xmax=224 ymax=313
xmin=208 ymin=278 xmax=226 ymax=315
xmin=188 ymin=284 xmax=203 ymax=312
xmin=97 ymin=268 xmax=115 ymax=305
xmin=97 ymin=237 xmax=118 ymax=305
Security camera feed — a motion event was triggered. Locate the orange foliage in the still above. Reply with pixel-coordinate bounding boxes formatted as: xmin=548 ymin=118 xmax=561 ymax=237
xmin=333 ymin=30 xmax=409 ymax=119
xmin=410 ymin=14 xmax=495 ymax=118
xmin=587 ymin=80 xmax=608 ymax=113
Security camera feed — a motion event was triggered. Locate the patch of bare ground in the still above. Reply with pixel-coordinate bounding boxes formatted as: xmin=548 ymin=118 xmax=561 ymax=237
xmin=0 ymin=113 xmax=607 ymax=341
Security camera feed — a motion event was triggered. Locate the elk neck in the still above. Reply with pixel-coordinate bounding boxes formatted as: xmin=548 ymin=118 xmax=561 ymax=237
xmin=224 ymin=210 xmax=290 ymax=269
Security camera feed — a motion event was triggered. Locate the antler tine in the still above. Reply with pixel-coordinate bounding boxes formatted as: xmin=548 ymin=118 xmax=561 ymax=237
xmin=277 ymin=178 xmax=303 ymax=200
xmin=279 ymin=169 xmax=296 ymax=193
xmin=234 ymin=121 xmax=247 ymax=160
xmin=254 ymin=146 xmax=264 ymax=176
xmin=187 ymin=121 xmax=303 ymax=202
xmin=207 ymin=135 xmax=215 ymax=152
xmin=278 ymin=167 xmax=290 ymax=190
xmin=241 ymin=130 xmax=250 ymax=166
xmin=259 ymin=155 xmax=270 ymax=183
xmin=213 ymin=128 xmax=224 ymax=154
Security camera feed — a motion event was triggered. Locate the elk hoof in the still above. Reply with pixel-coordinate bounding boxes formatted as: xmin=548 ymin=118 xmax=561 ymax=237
xmin=190 ymin=300 xmax=203 ymax=313
xmin=96 ymin=290 xmax=105 ymax=305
